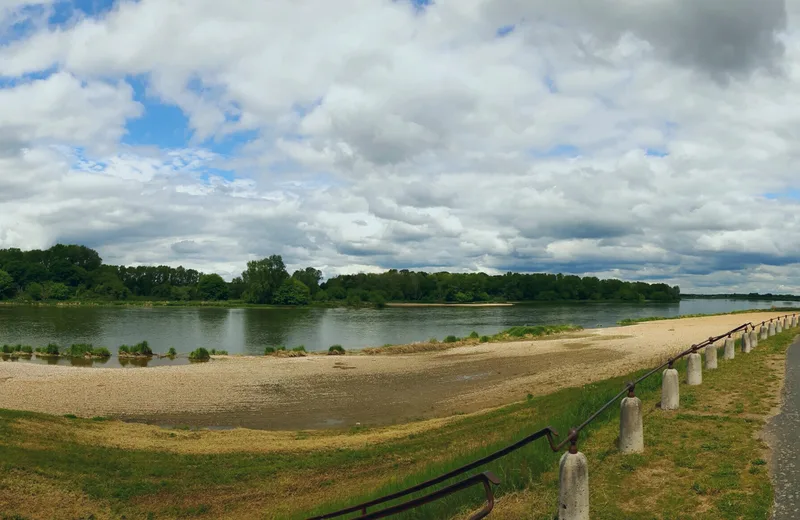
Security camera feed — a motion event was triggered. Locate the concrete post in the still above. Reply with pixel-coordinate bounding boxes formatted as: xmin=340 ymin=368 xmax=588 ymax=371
xmin=776 ymin=320 xmax=783 ymax=334
xmin=723 ymin=336 xmax=735 ymax=360
xmin=769 ymin=320 xmax=776 ymax=337
xmin=661 ymin=367 xmax=680 ymax=410
xmin=750 ymin=329 xmax=758 ymax=349
xmin=558 ymin=449 xmax=589 ymax=520
xmin=783 ymin=317 xmax=789 ymax=330
xmin=705 ymin=343 xmax=718 ymax=370
xmin=619 ymin=390 xmax=644 ymax=454
xmin=686 ymin=352 xmax=702 ymax=385
xmin=791 ymin=315 xmax=797 ymax=328
xmin=760 ymin=323 xmax=768 ymax=341
xmin=742 ymin=330 xmax=751 ymax=353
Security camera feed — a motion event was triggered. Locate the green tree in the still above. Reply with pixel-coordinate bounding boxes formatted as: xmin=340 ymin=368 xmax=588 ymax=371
xmin=26 ymin=282 xmax=43 ymax=301
xmin=241 ymin=255 xmax=289 ymax=304
xmin=292 ymin=267 xmax=322 ymax=295
xmin=0 ymin=269 xmax=14 ymax=299
xmin=272 ymin=278 xmax=311 ymax=305
xmin=43 ymin=282 xmax=70 ymax=300
xmin=198 ymin=273 xmax=229 ymax=301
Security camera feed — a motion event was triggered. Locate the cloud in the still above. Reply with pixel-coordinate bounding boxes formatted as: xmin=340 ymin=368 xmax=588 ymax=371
xmin=0 ymin=0 xmax=799 ymax=294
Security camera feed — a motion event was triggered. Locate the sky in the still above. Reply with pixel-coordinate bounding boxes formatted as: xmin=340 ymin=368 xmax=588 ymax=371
xmin=0 ymin=0 xmax=799 ymax=293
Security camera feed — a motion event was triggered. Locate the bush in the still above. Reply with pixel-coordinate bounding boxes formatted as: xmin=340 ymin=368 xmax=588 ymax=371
xmin=130 ymin=341 xmax=153 ymax=356
xmin=479 ymin=335 xmax=490 ymax=343
xmin=92 ymin=347 xmax=111 ymax=358
xmin=277 ymin=346 xmax=286 ymax=351
xmin=1 ymin=344 xmax=13 ymax=354
xmin=118 ymin=345 xmax=130 ymax=355
xmin=444 ymin=335 xmax=459 ymax=343
xmin=167 ymin=347 xmax=177 ymax=357
xmin=328 ymin=345 xmax=345 ymax=355
xmin=36 ymin=343 xmax=60 ymax=356
xmin=210 ymin=349 xmax=228 ymax=355
xmin=66 ymin=343 xmax=94 ymax=357
xmin=264 ymin=346 xmax=276 ymax=354
xmin=21 ymin=345 xmax=33 ymax=354
xmin=468 ymin=331 xmax=480 ymax=339
xmin=292 ymin=345 xmax=306 ymax=352
xmin=189 ymin=347 xmax=211 ymax=361
xmin=428 ymin=337 xmax=438 ymax=344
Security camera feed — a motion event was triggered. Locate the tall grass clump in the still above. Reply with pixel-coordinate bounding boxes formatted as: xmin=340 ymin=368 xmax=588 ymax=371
xmin=468 ymin=331 xmax=480 ymax=339
xmin=494 ymin=324 xmax=582 ymax=339
xmin=189 ymin=347 xmax=210 ymax=361
xmin=35 ymin=343 xmax=60 ymax=356
xmin=264 ymin=346 xmax=276 ymax=355
xmin=328 ymin=345 xmax=345 ymax=355
xmin=92 ymin=347 xmax=111 ymax=358
xmin=443 ymin=335 xmax=459 ymax=343
xmin=166 ymin=347 xmax=177 ymax=357
xmin=210 ymin=349 xmax=229 ymax=355
xmin=292 ymin=345 xmax=306 ymax=353
xmin=65 ymin=343 xmax=94 ymax=357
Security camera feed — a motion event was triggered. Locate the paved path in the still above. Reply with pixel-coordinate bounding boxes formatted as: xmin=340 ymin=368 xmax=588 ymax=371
xmin=769 ymin=337 xmax=800 ymax=520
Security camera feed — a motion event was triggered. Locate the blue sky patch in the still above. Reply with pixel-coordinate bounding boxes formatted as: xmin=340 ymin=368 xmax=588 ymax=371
xmin=496 ymin=25 xmax=515 ymax=37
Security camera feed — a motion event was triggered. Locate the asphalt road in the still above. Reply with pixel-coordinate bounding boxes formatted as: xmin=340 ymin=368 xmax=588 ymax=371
xmin=769 ymin=337 xmax=800 ymax=520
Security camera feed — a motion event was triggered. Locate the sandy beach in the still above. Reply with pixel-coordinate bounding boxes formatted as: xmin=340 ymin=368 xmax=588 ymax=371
xmin=0 ymin=312 xmax=788 ymax=430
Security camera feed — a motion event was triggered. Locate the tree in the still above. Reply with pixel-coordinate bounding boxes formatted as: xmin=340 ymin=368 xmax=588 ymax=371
xmin=0 ymin=269 xmax=14 ymax=299
xmin=292 ymin=267 xmax=322 ymax=295
xmin=26 ymin=282 xmax=43 ymax=301
xmin=43 ymin=282 xmax=70 ymax=300
xmin=198 ymin=273 xmax=229 ymax=301
xmin=272 ymin=278 xmax=311 ymax=305
xmin=241 ymin=255 xmax=289 ymax=304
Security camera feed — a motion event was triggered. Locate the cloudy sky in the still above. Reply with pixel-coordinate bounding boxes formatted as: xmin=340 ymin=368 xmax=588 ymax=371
xmin=0 ymin=0 xmax=798 ymax=293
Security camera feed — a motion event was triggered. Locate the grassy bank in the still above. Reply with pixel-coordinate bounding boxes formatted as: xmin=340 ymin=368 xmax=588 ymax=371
xmin=0 ymin=328 xmax=793 ymax=519
xmin=618 ymin=307 xmax=800 ymax=326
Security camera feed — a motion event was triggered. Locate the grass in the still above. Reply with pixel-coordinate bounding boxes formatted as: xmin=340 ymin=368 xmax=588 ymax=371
xmin=210 ymin=349 xmax=229 ymax=355
xmin=118 ymin=341 xmax=153 ymax=357
xmin=618 ymin=307 xmax=800 ymax=326
xmin=363 ymin=325 xmax=582 ymax=355
xmin=188 ymin=347 xmax=211 ymax=361
xmin=0 ymin=328 xmax=793 ymax=519
xmin=328 ymin=345 xmax=345 ymax=355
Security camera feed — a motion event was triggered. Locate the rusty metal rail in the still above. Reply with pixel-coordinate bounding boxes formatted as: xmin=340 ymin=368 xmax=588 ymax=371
xmin=309 ymin=313 xmax=796 ymax=519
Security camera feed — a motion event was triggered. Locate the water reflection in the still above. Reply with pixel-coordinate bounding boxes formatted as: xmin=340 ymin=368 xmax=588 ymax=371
xmin=0 ymin=354 xmax=189 ymax=369
xmin=242 ymin=307 xmax=317 ymax=353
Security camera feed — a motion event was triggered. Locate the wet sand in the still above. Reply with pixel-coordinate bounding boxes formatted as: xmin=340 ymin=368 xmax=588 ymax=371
xmin=0 ymin=312 xmax=786 ymax=430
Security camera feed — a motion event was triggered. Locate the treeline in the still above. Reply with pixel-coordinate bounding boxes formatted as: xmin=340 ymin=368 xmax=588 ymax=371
xmin=682 ymin=293 xmax=800 ymax=301
xmin=0 ymin=244 xmax=680 ymax=305
xmin=318 ymin=271 xmax=680 ymax=304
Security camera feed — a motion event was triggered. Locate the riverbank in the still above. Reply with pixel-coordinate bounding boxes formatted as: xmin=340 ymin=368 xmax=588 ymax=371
xmin=0 ymin=319 xmax=793 ymax=519
xmin=0 ymin=311 xmax=791 ymax=430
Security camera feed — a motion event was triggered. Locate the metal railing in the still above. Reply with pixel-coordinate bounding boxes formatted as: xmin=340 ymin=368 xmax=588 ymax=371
xmin=309 ymin=313 xmax=796 ymax=519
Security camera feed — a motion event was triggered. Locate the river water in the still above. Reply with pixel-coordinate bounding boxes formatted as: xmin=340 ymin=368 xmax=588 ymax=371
xmin=0 ymin=299 xmax=794 ymax=364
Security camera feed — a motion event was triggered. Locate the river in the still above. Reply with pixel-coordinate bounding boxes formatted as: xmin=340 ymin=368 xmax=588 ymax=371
xmin=0 ymin=299 xmax=795 ymax=365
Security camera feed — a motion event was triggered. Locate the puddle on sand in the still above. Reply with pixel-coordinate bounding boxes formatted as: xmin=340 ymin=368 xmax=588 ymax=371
xmin=0 ymin=354 xmax=191 ymax=369
xmin=453 ymin=371 xmax=494 ymax=382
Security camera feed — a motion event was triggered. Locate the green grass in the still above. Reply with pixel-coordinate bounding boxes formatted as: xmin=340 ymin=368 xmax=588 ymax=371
xmin=618 ymin=307 xmax=800 ymax=326
xmin=490 ymin=324 xmax=583 ymax=340
xmin=188 ymin=347 xmax=210 ymax=361
xmin=0 ymin=327 xmax=793 ymax=519
xmin=328 ymin=345 xmax=345 ymax=355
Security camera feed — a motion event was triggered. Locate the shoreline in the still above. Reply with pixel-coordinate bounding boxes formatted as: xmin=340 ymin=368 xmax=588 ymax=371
xmin=0 ymin=311 xmax=793 ymax=431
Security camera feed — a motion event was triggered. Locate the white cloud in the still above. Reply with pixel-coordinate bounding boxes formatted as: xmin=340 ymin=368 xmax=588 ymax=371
xmin=0 ymin=0 xmax=799 ymax=293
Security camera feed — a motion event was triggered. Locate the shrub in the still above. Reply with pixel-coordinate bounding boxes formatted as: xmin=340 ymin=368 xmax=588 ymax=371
xmin=66 ymin=343 xmax=94 ymax=357
xmin=130 ymin=341 xmax=153 ymax=356
xmin=479 ymin=335 xmax=490 ymax=343
xmin=211 ymin=349 xmax=228 ymax=355
xmin=118 ymin=345 xmax=130 ymax=355
xmin=92 ymin=347 xmax=111 ymax=358
xmin=264 ymin=346 xmax=276 ymax=354
xmin=189 ymin=347 xmax=210 ymax=361
xmin=328 ymin=345 xmax=345 ymax=355
xmin=468 ymin=331 xmax=480 ymax=339
xmin=277 ymin=346 xmax=286 ymax=351
xmin=21 ymin=345 xmax=33 ymax=354
xmin=1 ymin=344 xmax=13 ymax=354
xmin=428 ymin=337 xmax=439 ymax=344
xmin=167 ymin=347 xmax=177 ymax=357
xmin=444 ymin=335 xmax=459 ymax=343
xmin=36 ymin=343 xmax=60 ymax=356
xmin=292 ymin=345 xmax=306 ymax=352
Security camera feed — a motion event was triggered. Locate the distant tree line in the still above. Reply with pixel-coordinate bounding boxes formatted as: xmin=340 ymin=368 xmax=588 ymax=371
xmin=682 ymin=293 xmax=800 ymax=301
xmin=0 ymin=244 xmax=680 ymax=305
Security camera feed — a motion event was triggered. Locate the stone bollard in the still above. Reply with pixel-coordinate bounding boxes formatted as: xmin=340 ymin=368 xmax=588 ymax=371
xmin=769 ymin=321 xmax=776 ymax=337
xmin=686 ymin=352 xmax=702 ymax=385
xmin=742 ymin=331 xmax=751 ymax=353
xmin=661 ymin=366 xmax=680 ymax=410
xmin=723 ymin=336 xmax=735 ymax=360
xmin=783 ymin=317 xmax=789 ymax=330
xmin=791 ymin=315 xmax=797 ymax=328
xmin=705 ymin=343 xmax=718 ymax=369
xmin=619 ymin=388 xmax=644 ymax=454
xmin=760 ymin=323 xmax=768 ymax=341
xmin=558 ymin=445 xmax=589 ymax=520
xmin=777 ymin=320 xmax=783 ymax=334
xmin=750 ymin=329 xmax=758 ymax=349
